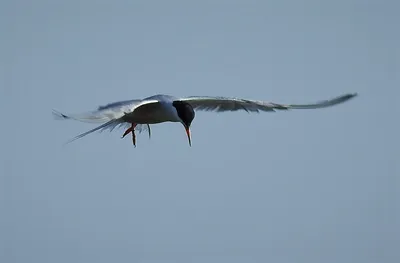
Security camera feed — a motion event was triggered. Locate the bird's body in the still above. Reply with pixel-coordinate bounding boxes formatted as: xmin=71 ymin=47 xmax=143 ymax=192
xmin=53 ymin=93 xmax=357 ymax=146
xmin=121 ymin=95 xmax=180 ymax=124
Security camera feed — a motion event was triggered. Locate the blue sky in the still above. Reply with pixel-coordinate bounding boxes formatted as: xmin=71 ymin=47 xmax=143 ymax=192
xmin=1 ymin=0 xmax=398 ymax=262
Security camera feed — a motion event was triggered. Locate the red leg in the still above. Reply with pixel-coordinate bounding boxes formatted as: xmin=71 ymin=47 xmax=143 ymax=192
xmin=122 ymin=123 xmax=138 ymax=147
xmin=122 ymin=127 xmax=133 ymax=138
xmin=122 ymin=123 xmax=137 ymax=138
xmin=131 ymin=124 xmax=138 ymax=146
xmin=132 ymin=130 xmax=136 ymax=147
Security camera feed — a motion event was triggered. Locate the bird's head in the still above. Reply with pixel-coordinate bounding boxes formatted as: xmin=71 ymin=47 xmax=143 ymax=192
xmin=172 ymin=100 xmax=195 ymax=146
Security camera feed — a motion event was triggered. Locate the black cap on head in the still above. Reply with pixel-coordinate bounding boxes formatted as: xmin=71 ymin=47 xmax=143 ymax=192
xmin=172 ymin=101 xmax=195 ymax=127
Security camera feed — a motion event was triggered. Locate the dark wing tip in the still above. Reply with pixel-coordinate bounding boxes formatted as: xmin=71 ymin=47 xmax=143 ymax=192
xmin=52 ymin=109 xmax=70 ymax=120
xmin=332 ymin=92 xmax=359 ymax=104
xmin=344 ymin=92 xmax=358 ymax=99
xmin=314 ymin=92 xmax=358 ymax=109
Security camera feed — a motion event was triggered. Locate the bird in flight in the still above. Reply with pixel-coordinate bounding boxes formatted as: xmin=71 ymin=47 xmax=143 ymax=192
xmin=53 ymin=93 xmax=357 ymax=147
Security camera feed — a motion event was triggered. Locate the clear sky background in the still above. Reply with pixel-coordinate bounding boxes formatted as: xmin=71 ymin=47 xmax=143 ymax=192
xmin=1 ymin=0 xmax=398 ymax=262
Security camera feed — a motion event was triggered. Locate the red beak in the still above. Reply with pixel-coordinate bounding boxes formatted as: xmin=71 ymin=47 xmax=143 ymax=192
xmin=185 ymin=127 xmax=192 ymax=146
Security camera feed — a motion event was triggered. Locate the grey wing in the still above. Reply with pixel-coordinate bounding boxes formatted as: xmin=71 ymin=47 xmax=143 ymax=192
xmin=179 ymin=93 xmax=357 ymax=113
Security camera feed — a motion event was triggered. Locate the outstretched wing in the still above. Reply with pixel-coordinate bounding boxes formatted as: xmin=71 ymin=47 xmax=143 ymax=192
xmin=53 ymin=99 xmax=159 ymax=143
xmin=52 ymin=99 xmax=159 ymax=123
xmin=53 ymin=100 xmax=159 ymax=123
xmin=178 ymin=93 xmax=357 ymax=113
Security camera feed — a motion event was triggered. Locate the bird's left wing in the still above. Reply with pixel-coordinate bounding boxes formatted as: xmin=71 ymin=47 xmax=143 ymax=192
xmin=178 ymin=93 xmax=357 ymax=113
xmin=52 ymin=99 xmax=159 ymax=144
xmin=52 ymin=99 xmax=159 ymax=123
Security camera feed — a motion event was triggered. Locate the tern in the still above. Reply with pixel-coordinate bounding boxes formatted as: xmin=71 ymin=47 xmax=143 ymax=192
xmin=53 ymin=93 xmax=357 ymax=146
